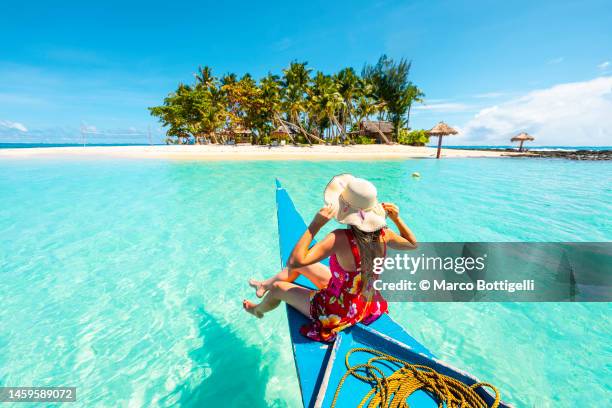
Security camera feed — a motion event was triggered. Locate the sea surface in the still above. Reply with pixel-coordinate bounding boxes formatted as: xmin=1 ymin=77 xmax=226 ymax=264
xmin=0 ymin=157 xmax=610 ymax=407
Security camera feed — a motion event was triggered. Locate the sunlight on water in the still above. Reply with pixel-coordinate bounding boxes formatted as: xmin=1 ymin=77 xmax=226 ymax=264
xmin=0 ymin=157 xmax=610 ymax=407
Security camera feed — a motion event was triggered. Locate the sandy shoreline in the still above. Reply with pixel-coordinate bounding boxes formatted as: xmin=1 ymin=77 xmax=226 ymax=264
xmin=0 ymin=144 xmax=525 ymax=160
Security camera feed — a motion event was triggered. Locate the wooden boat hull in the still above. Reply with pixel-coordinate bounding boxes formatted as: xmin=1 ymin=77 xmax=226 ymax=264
xmin=274 ymin=180 xmax=510 ymax=407
xmin=316 ymin=324 xmax=507 ymax=407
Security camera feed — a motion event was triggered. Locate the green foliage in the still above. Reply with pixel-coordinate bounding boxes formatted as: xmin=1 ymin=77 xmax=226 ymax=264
xmin=149 ymin=57 xmax=425 ymax=145
xmin=362 ymin=55 xmax=424 ymax=140
xmin=354 ymin=135 xmax=375 ymax=144
xmin=397 ymin=129 xmax=430 ymax=146
xmin=295 ymin=135 xmax=309 ymax=144
xmin=282 ymin=61 xmax=311 ymax=126
xmin=149 ymin=66 xmax=226 ymax=144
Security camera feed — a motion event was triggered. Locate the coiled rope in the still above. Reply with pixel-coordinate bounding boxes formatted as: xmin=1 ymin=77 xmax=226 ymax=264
xmin=330 ymin=348 xmax=500 ymax=408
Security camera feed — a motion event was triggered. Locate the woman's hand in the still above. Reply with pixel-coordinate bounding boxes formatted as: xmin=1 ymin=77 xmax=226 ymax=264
xmin=290 ymin=206 xmax=338 ymax=269
xmin=311 ymin=205 xmax=335 ymax=229
xmin=382 ymin=202 xmax=418 ymax=249
xmin=382 ymin=202 xmax=400 ymax=221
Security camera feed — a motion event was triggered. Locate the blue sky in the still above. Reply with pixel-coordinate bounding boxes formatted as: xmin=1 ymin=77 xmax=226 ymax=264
xmin=1 ymin=0 xmax=611 ymax=145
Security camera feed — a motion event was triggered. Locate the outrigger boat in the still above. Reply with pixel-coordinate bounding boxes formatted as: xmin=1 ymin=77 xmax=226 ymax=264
xmin=274 ymin=180 xmax=510 ymax=408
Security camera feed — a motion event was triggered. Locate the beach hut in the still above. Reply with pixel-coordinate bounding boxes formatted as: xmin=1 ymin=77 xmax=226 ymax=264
xmin=428 ymin=122 xmax=458 ymax=159
xmin=271 ymin=124 xmax=298 ymax=144
xmin=357 ymin=121 xmax=393 ymax=144
xmin=220 ymin=126 xmax=252 ymax=144
xmin=511 ymin=132 xmax=535 ymax=152
xmin=232 ymin=126 xmax=252 ymax=143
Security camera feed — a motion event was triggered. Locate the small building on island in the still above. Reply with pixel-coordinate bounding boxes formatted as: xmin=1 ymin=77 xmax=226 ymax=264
xmin=355 ymin=121 xmax=394 ymax=144
xmin=220 ymin=126 xmax=253 ymax=144
xmin=271 ymin=123 xmax=299 ymax=144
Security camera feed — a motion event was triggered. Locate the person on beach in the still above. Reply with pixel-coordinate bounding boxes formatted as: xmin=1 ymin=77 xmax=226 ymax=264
xmin=244 ymin=174 xmax=418 ymax=342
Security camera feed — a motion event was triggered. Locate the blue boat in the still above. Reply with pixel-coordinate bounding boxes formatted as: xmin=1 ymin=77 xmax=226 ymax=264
xmin=274 ymin=180 xmax=510 ymax=408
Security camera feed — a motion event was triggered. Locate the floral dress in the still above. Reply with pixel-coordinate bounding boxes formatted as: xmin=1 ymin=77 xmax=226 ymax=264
xmin=300 ymin=229 xmax=388 ymax=342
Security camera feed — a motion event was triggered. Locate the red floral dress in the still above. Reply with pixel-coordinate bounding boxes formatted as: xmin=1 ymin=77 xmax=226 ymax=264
xmin=300 ymin=229 xmax=388 ymax=342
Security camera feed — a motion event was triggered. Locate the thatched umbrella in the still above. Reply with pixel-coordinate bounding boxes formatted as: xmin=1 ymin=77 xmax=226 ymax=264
xmin=428 ymin=122 xmax=458 ymax=159
xmin=511 ymin=132 xmax=534 ymax=152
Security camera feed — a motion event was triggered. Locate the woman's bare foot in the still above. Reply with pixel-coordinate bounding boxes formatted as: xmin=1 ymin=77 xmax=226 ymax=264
xmin=248 ymin=279 xmax=267 ymax=298
xmin=243 ymin=300 xmax=263 ymax=318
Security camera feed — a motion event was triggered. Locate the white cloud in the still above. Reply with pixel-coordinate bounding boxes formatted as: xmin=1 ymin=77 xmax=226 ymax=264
xmin=458 ymin=76 xmax=612 ymax=146
xmin=0 ymin=120 xmax=28 ymax=132
xmin=597 ymin=61 xmax=610 ymax=70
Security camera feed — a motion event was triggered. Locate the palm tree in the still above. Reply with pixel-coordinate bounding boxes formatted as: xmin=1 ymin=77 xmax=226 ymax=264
xmin=232 ymin=74 xmax=261 ymax=143
xmin=155 ymin=71 xmax=225 ymax=145
xmin=195 ymin=66 xmax=215 ymax=89
xmin=220 ymin=73 xmax=240 ymax=140
xmin=309 ymin=72 xmax=345 ymax=143
xmin=259 ymin=73 xmax=284 ymax=142
xmin=191 ymin=82 xmax=225 ymax=144
xmin=353 ymin=79 xmax=385 ymax=126
xmin=334 ymin=67 xmax=360 ymax=135
xmin=362 ymin=55 xmax=416 ymax=141
xmin=149 ymin=83 xmax=195 ymax=144
xmin=405 ymin=84 xmax=424 ymax=130
xmin=308 ymin=72 xmax=331 ymax=140
xmin=281 ymin=61 xmax=313 ymax=144
xmin=192 ymin=66 xmax=224 ymax=144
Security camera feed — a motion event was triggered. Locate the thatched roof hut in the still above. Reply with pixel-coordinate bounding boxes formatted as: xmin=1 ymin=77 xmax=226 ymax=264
xmin=357 ymin=121 xmax=393 ymax=144
xmin=219 ymin=125 xmax=253 ymax=143
xmin=233 ymin=126 xmax=252 ymax=135
xmin=361 ymin=121 xmax=393 ymax=134
xmin=427 ymin=122 xmax=458 ymax=159
xmin=271 ymin=124 xmax=298 ymax=136
xmin=270 ymin=124 xmax=300 ymax=144
xmin=511 ymin=132 xmax=535 ymax=152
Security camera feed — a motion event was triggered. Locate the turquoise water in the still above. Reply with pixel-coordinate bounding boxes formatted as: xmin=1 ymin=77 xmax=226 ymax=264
xmin=0 ymin=157 xmax=610 ymax=407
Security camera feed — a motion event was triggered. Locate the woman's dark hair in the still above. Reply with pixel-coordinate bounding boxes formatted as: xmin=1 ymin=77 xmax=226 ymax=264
xmin=349 ymin=225 xmax=385 ymax=298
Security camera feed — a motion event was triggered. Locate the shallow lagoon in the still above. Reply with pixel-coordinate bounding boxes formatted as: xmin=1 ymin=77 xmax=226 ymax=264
xmin=1 ymin=157 xmax=610 ymax=406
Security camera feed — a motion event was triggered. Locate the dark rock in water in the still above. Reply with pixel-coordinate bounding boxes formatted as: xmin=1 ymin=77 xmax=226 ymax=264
xmin=479 ymin=148 xmax=611 ymax=161
xmin=529 ymin=150 xmax=612 ymax=161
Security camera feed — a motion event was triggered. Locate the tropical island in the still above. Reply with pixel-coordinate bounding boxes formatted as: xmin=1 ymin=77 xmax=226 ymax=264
xmin=148 ymin=55 xmax=430 ymax=146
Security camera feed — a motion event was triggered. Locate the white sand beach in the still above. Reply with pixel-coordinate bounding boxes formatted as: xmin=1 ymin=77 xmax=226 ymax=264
xmin=0 ymin=144 xmax=524 ymax=160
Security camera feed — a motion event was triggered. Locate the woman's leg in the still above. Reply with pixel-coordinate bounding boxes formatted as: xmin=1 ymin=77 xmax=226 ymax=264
xmin=244 ymin=281 xmax=313 ymax=318
xmin=249 ymin=268 xmax=293 ymax=297
xmin=249 ymin=263 xmax=331 ymax=297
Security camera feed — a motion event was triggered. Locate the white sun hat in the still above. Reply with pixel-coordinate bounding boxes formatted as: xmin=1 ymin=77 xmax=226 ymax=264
xmin=324 ymin=174 xmax=387 ymax=232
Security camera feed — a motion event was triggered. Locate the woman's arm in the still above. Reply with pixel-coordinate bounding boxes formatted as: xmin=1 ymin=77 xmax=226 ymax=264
xmin=382 ymin=202 xmax=418 ymax=250
xmin=288 ymin=206 xmax=337 ymax=268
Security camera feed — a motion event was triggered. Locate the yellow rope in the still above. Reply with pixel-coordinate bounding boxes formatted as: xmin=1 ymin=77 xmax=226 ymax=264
xmin=330 ymin=348 xmax=500 ymax=408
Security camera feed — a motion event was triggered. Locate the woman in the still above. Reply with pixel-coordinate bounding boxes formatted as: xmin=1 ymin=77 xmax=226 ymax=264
xmin=244 ymin=174 xmax=417 ymax=342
